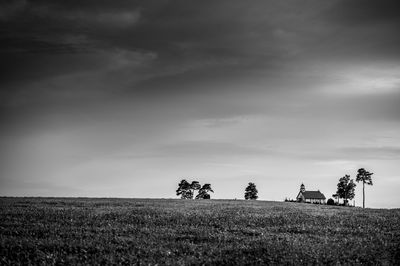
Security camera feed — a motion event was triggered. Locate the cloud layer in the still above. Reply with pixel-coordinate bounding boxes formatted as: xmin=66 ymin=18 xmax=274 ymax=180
xmin=1 ymin=0 xmax=400 ymax=207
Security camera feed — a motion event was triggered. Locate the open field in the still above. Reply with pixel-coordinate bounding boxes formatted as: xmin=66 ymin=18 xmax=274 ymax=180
xmin=1 ymin=198 xmax=399 ymax=265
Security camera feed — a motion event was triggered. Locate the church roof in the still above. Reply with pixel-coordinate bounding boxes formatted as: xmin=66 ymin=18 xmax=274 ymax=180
xmin=301 ymin=191 xmax=326 ymax=200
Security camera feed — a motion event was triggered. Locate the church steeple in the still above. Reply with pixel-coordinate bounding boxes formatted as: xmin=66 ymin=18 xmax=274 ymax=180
xmin=300 ymin=183 xmax=305 ymax=193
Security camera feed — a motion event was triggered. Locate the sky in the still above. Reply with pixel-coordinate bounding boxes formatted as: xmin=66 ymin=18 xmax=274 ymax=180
xmin=1 ymin=0 xmax=400 ymax=208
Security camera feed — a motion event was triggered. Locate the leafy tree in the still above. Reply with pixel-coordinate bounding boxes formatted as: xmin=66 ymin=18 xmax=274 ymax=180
xmin=195 ymin=183 xmax=214 ymax=199
xmin=356 ymin=168 xmax=373 ymax=208
xmin=244 ymin=182 xmax=258 ymax=200
xmin=190 ymin=181 xmax=201 ymax=198
xmin=176 ymin=180 xmax=205 ymax=199
xmin=176 ymin=179 xmax=193 ymax=199
xmin=191 ymin=181 xmax=201 ymax=191
xmin=336 ymin=174 xmax=356 ymax=206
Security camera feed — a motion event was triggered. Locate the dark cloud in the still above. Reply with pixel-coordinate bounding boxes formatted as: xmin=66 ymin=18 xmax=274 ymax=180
xmin=2 ymin=0 xmax=399 ymax=59
xmin=326 ymin=0 xmax=400 ymax=24
xmin=310 ymin=0 xmax=400 ymax=61
xmin=2 ymin=0 xmax=399 ymax=95
xmin=0 ymin=1 xmax=297 ymax=83
xmin=1 ymin=1 xmax=400 ymax=143
xmin=0 ymin=0 xmax=147 ymax=86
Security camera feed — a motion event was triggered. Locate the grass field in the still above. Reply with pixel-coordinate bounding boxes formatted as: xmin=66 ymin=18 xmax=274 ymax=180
xmin=1 ymin=198 xmax=399 ymax=265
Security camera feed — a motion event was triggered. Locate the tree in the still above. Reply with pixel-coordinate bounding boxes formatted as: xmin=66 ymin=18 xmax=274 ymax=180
xmin=190 ymin=181 xmax=201 ymax=198
xmin=195 ymin=183 xmax=214 ymax=199
xmin=336 ymin=174 xmax=356 ymax=206
xmin=244 ymin=182 xmax=258 ymax=200
xmin=176 ymin=179 xmax=193 ymax=199
xmin=176 ymin=180 xmax=208 ymax=199
xmin=356 ymin=168 xmax=373 ymax=208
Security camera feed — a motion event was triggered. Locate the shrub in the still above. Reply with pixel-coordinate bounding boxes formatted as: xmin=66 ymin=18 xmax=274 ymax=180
xmin=327 ymin=198 xmax=335 ymax=205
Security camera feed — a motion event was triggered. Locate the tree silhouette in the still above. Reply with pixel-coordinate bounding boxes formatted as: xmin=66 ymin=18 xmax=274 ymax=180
xmin=195 ymin=183 xmax=214 ymax=199
xmin=356 ymin=168 xmax=373 ymax=208
xmin=336 ymin=174 xmax=356 ymax=206
xmin=244 ymin=182 xmax=258 ymax=200
xmin=176 ymin=179 xmax=193 ymax=199
xmin=176 ymin=180 xmax=210 ymax=199
xmin=190 ymin=181 xmax=201 ymax=198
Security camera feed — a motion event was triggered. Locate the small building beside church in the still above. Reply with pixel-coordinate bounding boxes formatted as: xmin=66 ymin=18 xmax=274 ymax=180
xmin=296 ymin=183 xmax=326 ymax=204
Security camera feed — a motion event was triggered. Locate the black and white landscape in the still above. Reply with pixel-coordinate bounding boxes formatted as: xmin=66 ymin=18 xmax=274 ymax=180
xmin=2 ymin=0 xmax=400 ymax=208
xmin=1 ymin=1 xmax=400 ymax=264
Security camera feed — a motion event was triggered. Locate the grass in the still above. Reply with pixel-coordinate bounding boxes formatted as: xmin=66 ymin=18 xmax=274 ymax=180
xmin=1 ymin=197 xmax=399 ymax=265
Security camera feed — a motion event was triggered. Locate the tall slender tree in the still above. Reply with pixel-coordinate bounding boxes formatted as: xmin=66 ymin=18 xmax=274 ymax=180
xmin=244 ymin=182 xmax=258 ymax=200
xmin=336 ymin=174 xmax=356 ymax=206
xmin=356 ymin=168 xmax=373 ymax=208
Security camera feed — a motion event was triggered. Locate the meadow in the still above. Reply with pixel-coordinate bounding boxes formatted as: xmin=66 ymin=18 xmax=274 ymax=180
xmin=1 ymin=197 xmax=399 ymax=265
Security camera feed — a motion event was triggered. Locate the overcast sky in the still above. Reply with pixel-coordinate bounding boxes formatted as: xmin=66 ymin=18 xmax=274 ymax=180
xmin=1 ymin=0 xmax=400 ymax=208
